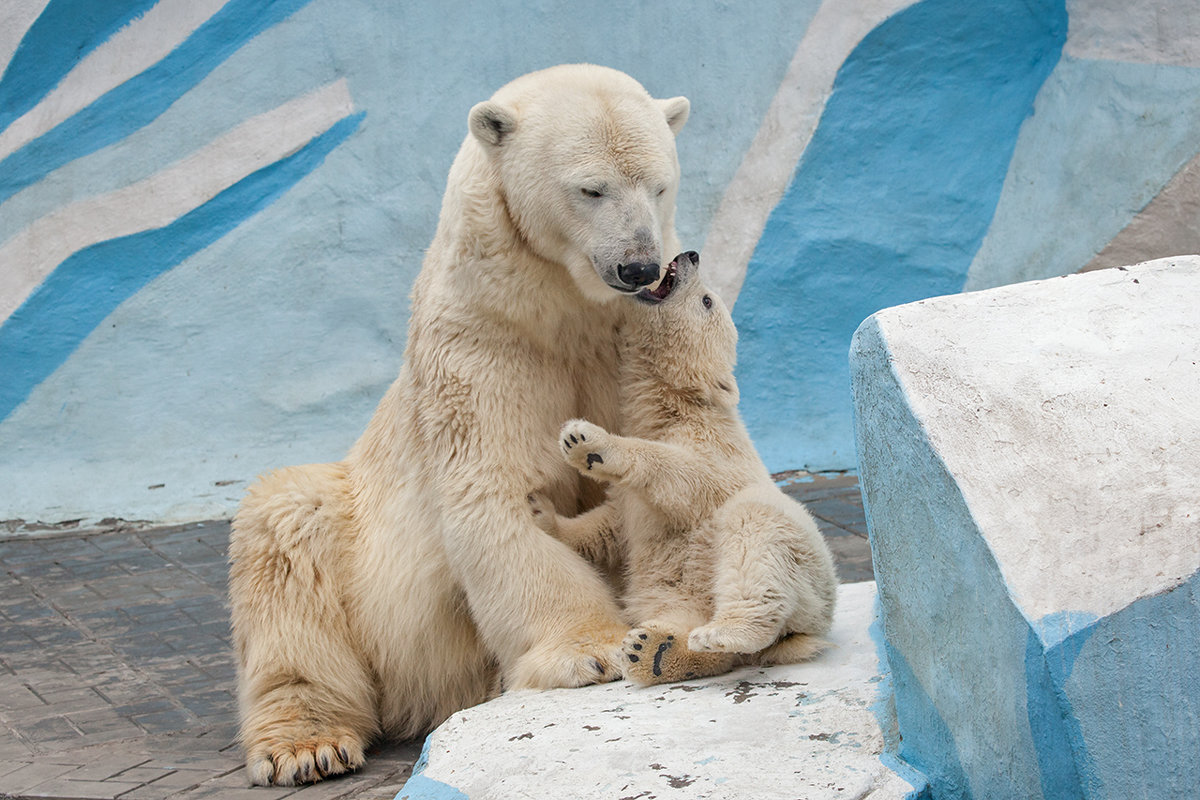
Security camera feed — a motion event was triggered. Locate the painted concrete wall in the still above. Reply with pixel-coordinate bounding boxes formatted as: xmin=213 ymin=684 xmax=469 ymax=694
xmin=851 ymin=258 xmax=1200 ymax=799
xmin=3 ymin=0 xmax=1200 ymax=527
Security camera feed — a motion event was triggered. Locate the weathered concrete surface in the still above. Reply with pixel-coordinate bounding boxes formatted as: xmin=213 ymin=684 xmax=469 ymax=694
xmin=851 ymin=256 xmax=1200 ymax=799
xmin=396 ymin=582 xmax=924 ymax=800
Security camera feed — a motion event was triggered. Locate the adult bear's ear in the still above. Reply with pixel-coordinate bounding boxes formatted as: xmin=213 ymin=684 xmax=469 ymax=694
xmin=657 ymin=96 xmax=690 ymax=136
xmin=469 ymin=101 xmax=517 ymax=148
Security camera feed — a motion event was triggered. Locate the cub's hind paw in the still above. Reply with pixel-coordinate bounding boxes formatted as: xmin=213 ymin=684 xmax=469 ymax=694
xmin=623 ymin=626 xmax=742 ymax=686
xmin=622 ymin=627 xmax=684 ymax=686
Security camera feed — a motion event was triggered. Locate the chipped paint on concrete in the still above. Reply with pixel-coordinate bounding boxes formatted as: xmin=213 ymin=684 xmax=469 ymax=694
xmin=396 ymin=582 xmax=926 ymax=800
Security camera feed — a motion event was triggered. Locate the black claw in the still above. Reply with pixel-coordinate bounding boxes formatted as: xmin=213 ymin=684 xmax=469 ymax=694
xmin=593 ymin=658 xmax=605 ymax=675
xmin=570 ymin=434 xmax=578 ymax=444
xmin=339 ymin=746 xmax=350 ymax=764
xmin=319 ymin=754 xmax=331 ymax=773
xmin=293 ymin=768 xmax=303 ymax=784
xmin=628 ymin=653 xmax=639 ymax=662
xmin=579 ymin=433 xmax=586 ymax=441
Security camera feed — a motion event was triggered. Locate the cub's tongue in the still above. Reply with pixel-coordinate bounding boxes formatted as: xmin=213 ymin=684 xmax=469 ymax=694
xmin=637 ymin=260 xmax=678 ymax=303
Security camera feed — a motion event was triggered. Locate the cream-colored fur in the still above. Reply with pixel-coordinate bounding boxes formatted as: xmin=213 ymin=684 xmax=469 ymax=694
xmin=227 ymin=64 xmax=690 ymax=785
xmin=533 ymin=251 xmax=837 ymax=686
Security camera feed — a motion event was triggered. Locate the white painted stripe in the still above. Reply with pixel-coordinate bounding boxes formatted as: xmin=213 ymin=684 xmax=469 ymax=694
xmin=0 ymin=79 xmax=356 ymax=324
xmin=0 ymin=0 xmax=229 ymax=162
xmin=1064 ymin=0 xmax=1200 ymax=68
xmin=704 ymin=0 xmax=920 ymax=306
xmin=0 ymin=0 xmax=52 ymax=78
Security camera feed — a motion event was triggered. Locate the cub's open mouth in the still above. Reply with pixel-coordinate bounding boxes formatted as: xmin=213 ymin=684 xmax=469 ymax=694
xmin=636 ymin=259 xmax=678 ymax=304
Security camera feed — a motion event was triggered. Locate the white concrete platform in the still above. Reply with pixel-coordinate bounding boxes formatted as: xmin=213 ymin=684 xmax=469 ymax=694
xmin=396 ymin=582 xmax=924 ymax=800
xmin=851 ymin=257 xmax=1200 ymax=799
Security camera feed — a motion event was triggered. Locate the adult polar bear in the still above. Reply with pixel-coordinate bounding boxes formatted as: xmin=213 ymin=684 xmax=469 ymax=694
xmin=228 ymin=64 xmax=690 ymax=786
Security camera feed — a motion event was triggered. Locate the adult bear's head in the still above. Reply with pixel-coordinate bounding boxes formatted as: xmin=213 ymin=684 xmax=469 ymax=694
xmin=467 ymin=64 xmax=689 ymax=303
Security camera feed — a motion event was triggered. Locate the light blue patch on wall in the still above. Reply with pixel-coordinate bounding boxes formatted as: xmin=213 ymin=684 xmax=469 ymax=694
xmin=0 ymin=113 xmax=364 ymax=423
xmin=734 ymin=0 xmax=1067 ymax=472
xmin=0 ymin=0 xmax=316 ymax=206
xmin=966 ymin=57 xmax=1200 ymax=290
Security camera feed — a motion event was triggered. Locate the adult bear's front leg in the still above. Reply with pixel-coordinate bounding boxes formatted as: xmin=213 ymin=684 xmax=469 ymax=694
xmin=441 ymin=485 xmax=628 ymax=691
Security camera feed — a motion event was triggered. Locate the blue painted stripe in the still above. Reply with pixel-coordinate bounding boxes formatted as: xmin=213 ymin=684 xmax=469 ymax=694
xmin=0 ymin=112 xmax=364 ymax=423
xmin=885 ymin=642 xmax=973 ymax=799
xmin=0 ymin=0 xmax=160 ymax=133
xmin=1024 ymin=616 xmax=1095 ymax=799
xmin=0 ymin=0 xmax=314 ymax=206
xmin=1060 ymin=570 xmax=1200 ymax=797
xmin=733 ymin=0 xmax=1067 ymax=472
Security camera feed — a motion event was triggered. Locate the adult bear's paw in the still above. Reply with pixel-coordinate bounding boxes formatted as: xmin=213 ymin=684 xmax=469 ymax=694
xmin=245 ymin=728 xmax=366 ymax=786
xmin=507 ymin=625 xmax=626 ymax=690
xmin=560 ymin=419 xmax=620 ymax=480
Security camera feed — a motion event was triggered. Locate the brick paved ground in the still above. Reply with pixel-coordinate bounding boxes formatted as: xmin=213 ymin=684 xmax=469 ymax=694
xmin=0 ymin=473 xmax=869 ymax=800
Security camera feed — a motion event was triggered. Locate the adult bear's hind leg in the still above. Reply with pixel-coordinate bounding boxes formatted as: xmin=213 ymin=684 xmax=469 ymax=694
xmin=229 ymin=464 xmax=378 ymax=786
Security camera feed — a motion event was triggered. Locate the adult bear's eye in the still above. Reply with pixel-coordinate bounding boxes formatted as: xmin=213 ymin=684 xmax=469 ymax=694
xmin=581 ymin=187 xmax=603 ymax=199
xmin=702 ymin=295 xmax=713 ymax=309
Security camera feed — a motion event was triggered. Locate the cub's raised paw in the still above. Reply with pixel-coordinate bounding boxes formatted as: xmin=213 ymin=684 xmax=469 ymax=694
xmin=526 ymin=492 xmax=558 ymax=535
xmin=560 ymin=419 xmax=619 ymax=480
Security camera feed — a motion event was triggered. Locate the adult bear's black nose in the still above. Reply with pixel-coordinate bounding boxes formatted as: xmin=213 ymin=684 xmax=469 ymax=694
xmin=617 ymin=261 xmax=660 ymax=288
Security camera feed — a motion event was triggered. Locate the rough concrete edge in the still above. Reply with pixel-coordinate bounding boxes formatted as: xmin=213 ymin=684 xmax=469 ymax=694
xmin=393 ymin=736 xmax=466 ymax=800
xmin=0 ymin=517 xmax=228 ymax=542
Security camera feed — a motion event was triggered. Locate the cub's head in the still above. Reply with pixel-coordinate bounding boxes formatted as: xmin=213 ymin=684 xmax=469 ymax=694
xmin=624 ymin=250 xmax=739 ymax=407
xmin=468 ymin=64 xmax=688 ymax=303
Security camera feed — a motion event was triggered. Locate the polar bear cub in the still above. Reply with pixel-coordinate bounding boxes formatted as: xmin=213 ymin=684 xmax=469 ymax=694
xmin=533 ymin=251 xmax=837 ymax=685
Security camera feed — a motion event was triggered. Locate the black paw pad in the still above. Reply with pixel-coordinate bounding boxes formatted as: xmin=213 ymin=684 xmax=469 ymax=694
xmin=586 ymin=452 xmax=604 ymax=470
xmin=652 ymin=641 xmax=672 ymax=677
xmin=628 ymin=653 xmax=639 ymax=662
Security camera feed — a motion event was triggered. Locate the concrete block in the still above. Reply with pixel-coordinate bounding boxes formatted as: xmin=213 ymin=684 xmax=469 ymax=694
xmin=850 ymin=257 xmax=1200 ymax=799
xmin=396 ymin=582 xmax=925 ymax=800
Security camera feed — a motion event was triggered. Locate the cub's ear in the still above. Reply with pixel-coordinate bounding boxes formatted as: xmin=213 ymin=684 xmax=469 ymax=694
xmin=469 ymin=101 xmax=518 ymax=147
xmin=657 ymin=96 xmax=690 ymax=136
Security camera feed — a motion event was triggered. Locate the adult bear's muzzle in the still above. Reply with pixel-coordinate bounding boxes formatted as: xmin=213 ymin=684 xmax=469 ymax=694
xmin=617 ymin=261 xmax=660 ymax=288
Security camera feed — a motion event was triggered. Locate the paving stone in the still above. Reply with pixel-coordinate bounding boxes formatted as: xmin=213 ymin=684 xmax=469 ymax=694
xmin=19 ymin=777 xmax=142 ymax=799
xmin=0 ymin=761 xmax=80 ymax=794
